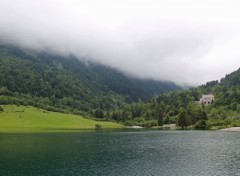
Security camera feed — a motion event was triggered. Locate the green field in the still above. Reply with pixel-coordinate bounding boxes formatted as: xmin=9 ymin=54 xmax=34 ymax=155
xmin=0 ymin=105 xmax=123 ymax=133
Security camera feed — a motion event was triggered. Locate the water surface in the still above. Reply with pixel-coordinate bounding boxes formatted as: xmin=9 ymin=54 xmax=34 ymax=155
xmin=0 ymin=130 xmax=240 ymax=176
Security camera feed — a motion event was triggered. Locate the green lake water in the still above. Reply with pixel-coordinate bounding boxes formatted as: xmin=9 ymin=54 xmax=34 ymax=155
xmin=0 ymin=130 xmax=240 ymax=176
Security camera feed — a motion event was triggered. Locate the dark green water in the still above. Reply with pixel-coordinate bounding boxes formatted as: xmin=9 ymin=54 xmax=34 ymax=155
xmin=0 ymin=130 xmax=240 ymax=176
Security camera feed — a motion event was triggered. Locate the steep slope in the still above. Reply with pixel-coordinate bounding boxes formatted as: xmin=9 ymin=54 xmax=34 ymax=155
xmin=0 ymin=45 xmax=181 ymax=114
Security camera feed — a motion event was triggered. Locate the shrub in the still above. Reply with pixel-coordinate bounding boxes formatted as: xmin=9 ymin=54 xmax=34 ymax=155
xmin=0 ymin=105 xmax=3 ymax=112
xmin=95 ymin=124 xmax=102 ymax=129
xmin=194 ymin=120 xmax=207 ymax=129
xmin=231 ymin=121 xmax=240 ymax=127
xmin=124 ymin=120 xmax=134 ymax=126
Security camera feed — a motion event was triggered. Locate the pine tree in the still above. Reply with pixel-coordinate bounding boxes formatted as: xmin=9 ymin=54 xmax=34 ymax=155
xmin=177 ymin=107 xmax=190 ymax=130
xmin=157 ymin=111 xmax=164 ymax=126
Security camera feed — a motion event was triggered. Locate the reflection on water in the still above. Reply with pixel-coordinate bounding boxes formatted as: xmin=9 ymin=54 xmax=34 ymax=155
xmin=0 ymin=130 xmax=240 ymax=176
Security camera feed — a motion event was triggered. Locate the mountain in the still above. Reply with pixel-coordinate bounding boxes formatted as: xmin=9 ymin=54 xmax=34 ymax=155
xmin=220 ymin=68 xmax=240 ymax=87
xmin=0 ymin=45 xmax=181 ymax=114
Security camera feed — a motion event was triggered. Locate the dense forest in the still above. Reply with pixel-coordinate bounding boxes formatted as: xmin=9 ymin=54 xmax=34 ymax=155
xmin=112 ymin=69 xmax=240 ymax=129
xmin=0 ymin=45 xmax=180 ymax=116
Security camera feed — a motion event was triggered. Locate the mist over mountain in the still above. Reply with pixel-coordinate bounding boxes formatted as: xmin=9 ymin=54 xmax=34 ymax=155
xmin=1 ymin=0 xmax=240 ymax=85
xmin=0 ymin=45 xmax=181 ymax=113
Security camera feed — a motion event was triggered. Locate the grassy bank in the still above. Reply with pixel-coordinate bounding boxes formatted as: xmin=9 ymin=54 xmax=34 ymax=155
xmin=0 ymin=105 xmax=123 ymax=133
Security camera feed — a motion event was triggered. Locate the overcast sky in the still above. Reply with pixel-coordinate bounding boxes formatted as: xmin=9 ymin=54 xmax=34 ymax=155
xmin=0 ymin=0 xmax=240 ymax=85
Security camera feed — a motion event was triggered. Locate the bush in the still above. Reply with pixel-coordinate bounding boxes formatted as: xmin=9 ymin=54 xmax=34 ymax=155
xmin=95 ymin=124 xmax=102 ymax=129
xmin=142 ymin=120 xmax=158 ymax=128
xmin=124 ymin=120 xmax=134 ymax=126
xmin=0 ymin=105 xmax=3 ymax=112
xmin=142 ymin=121 xmax=151 ymax=128
xmin=194 ymin=120 xmax=207 ymax=129
xmin=231 ymin=121 xmax=240 ymax=127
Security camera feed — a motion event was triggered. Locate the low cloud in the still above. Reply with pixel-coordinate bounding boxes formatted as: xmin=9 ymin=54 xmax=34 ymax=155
xmin=0 ymin=0 xmax=240 ymax=85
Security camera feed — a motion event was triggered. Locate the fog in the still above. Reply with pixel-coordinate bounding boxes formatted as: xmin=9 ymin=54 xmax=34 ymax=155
xmin=0 ymin=0 xmax=240 ymax=85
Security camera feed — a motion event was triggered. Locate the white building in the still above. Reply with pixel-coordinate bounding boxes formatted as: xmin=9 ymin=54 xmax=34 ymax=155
xmin=199 ymin=95 xmax=214 ymax=105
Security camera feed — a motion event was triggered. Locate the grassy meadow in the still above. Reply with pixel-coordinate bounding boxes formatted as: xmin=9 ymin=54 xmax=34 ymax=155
xmin=0 ymin=105 xmax=123 ymax=133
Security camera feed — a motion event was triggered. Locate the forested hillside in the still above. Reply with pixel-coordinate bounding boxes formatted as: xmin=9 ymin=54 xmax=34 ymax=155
xmin=1 ymin=45 xmax=239 ymax=129
xmin=112 ymin=68 xmax=240 ymax=129
xmin=0 ymin=45 xmax=180 ymax=115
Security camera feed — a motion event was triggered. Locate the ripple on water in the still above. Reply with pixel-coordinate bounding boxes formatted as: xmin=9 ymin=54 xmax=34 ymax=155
xmin=0 ymin=130 xmax=240 ymax=176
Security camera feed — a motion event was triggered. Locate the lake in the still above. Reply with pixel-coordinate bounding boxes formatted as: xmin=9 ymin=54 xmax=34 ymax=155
xmin=0 ymin=130 xmax=240 ymax=176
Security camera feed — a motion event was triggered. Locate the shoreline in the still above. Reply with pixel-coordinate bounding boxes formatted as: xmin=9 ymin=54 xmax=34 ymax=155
xmin=125 ymin=126 xmax=144 ymax=129
xmin=219 ymin=127 xmax=240 ymax=132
